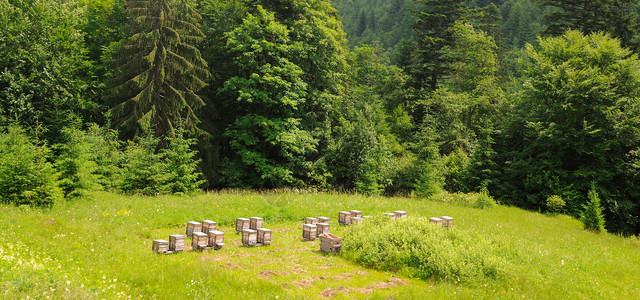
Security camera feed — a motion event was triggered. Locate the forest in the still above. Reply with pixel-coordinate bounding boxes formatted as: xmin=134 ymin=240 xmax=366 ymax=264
xmin=1 ymin=0 xmax=640 ymax=235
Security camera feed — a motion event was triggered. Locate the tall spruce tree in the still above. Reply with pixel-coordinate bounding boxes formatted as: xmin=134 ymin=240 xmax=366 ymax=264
xmin=107 ymin=0 xmax=210 ymax=138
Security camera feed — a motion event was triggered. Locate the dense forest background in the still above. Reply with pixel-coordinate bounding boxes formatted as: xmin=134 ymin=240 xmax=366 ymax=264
xmin=1 ymin=0 xmax=640 ymax=235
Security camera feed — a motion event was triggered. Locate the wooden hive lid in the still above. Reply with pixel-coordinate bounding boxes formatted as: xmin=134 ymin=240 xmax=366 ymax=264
xmin=338 ymin=211 xmax=350 ymax=214
xmin=169 ymin=234 xmax=186 ymax=238
xmin=237 ymin=217 xmax=250 ymax=221
xmin=203 ymin=220 xmax=216 ymax=224
xmin=303 ymin=224 xmax=317 ymax=228
xmin=193 ymin=232 xmax=207 ymax=237
xmin=394 ymin=210 xmax=407 ymax=214
xmin=257 ymin=228 xmax=271 ymax=232
xmin=429 ymin=217 xmax=443 ymax=221
xmin=154 ymin=239 xmax=169 ymax=244
xmin=250 ymin=217 xmax=263 ymax=220
xmin=209 ymin=230 xmax=224 ymax=235
xmin=187 ymin=221 xmax=201 ymax=226
xmin=242 ymin=229 xmax=257 ymax=233
xmin=442 ymin=216 xmax=454 ymax=220
xmin=350 ymin=210 xmax=362 ymax=213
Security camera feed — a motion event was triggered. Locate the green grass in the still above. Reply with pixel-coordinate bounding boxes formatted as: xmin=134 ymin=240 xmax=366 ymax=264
xmin=1 ymin=190 xmax=639 ymax=299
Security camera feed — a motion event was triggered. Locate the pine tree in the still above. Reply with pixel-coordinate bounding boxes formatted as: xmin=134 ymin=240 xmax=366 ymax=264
xmin=582 ymin=188 xmax=606 ymax=233
xmin=107 ymin=0 xmax=211 ymax=138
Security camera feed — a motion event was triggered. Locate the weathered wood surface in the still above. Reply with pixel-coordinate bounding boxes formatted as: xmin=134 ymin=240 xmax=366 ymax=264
xmin=429 ymin=217 xmax=443 ymax=226
xmin=192 ymin=232 xmax=208 ymax=250
xmin=242 ymin=229 xmax=257 ymax=246
xmin=350 ymin=210 xmax=362 ymax=218
xmin=318 ymin=217 xmax=330 ymax=224
xmin=169 ymin=235 xmax=186 ymax=252
xmin=350 ymin=217 xmax=363 ymax=225
xmin=303 ymin=224 xmax=317 ymax=240
xmin=319 ymin=233 xmax=341 ymax=254
xmin=257 ymin=228 xmax=272 ymax=245
xmin=305 ymin=217 xmax=319 ymax=225
xmin=186 ymin=221 xmax=202 ymax=238
xmin=208 ymin=230 xmax=224 ymax=250
xmin=442 ymin=216 xmax=454 ymax=227
xmin=250 ymin=217 xmax=263 ymax=230
xmin=316 ymin=223 xmax=330 ymax=236
xmin=338 ymin=211 xmax=351 ymax=225
xmin=202 ymin=220 xmax=217 ymax=234
xmin=384 ymin=212 xmax=397 ymax=220
xmin=394 ymin=211 xmax=407 ymax=218
xmin=236 ymin=218 xmax=250 ymax=233
xmin=152 ymin=239 xmax=169 ymax=254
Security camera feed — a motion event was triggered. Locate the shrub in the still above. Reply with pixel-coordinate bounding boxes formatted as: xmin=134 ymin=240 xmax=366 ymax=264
xmin=430 ymin=191 xmax=496 ymax=209
xmin=546 ymin=195 xmax=566 ymax=213
xmin=55 ymin=124 xmax=100 ymax=198
xmin=341 ymin=217 xmax=508 ymax=283
xmin=0 ymin=126 xmax=63 ymax=206
xmin=582 ymin=188 xmax=606 ymax=233
xmin=474 ymin=188 xmax=497 ymax=209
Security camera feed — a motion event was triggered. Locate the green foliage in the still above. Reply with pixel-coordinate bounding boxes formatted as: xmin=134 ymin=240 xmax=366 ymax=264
xmin=107 ymin=0 xmax=211 ymax=137
xmin=0 ymin=125 xmax=62 ymax=206
xmin=546 ymin=195 xmax=566 ymax=213
xmin=0 ymin=0 xmax=96 ymax=143
xmin=158 ymin=127 xmax=205 ymax=194
xmin=118 ymin=133 xmax=165 ymax=195
xmin=582 ymin=188 xmax=606 ymax=233
xmin=430 ymin=190 xmax=496 ymax=209
xmin=342 ymin=217 xmax=508 ymax=283
xmin=500 ymin=0 xmax=543 ymax=49
xmin=55 ymin=123 xmax=101 ymax=198
xmin=83 ymin=124 xmax=122 ymax=191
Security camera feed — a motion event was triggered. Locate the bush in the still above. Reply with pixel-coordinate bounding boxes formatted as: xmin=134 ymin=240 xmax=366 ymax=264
xmin=582 ymin=188 xmax=606 ymax=233
xmin=430 ymin=191 xmax=496 ymax=209
xmin=55 ymin=124 xmax=100 ymax=198
xmin=158 ymin=128 xmax=205 ymax=195
xmin=341 ymin=217 xmax=508 ymax=283
xmin=546 ymin=195 xmax=566 ymax=213
xmin=0 ymin=126 xmax=63 ymax=206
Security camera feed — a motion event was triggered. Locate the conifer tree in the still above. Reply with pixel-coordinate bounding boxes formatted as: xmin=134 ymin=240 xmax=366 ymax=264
xmin=107 ymin=0 xmax=211 ymax=138
xmin=582 ymin=188 xmax=606 ymax=233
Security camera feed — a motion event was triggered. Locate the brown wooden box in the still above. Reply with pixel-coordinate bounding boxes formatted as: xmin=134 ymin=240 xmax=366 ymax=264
xmin=305 ymin=217 xmax=319 ymax=225
xmin=152 ymin=239 xmax=169 ymax=254
xmin=350 ymin=210 xmax=363 ymax=218
xmin=303 ymin=224 xmax=317 ymax=240
xmin=384 ymin=212 xmax=397 ymax=220
xmin=236 ymin=218 xmax=250 ymax=233
xmin=192 ymin=232 xmax=208 ymax=250
xmin=319 ymin=233 xmax=341 ymax=254
xmin=394 ymin=211 xmax=407 ymax=218
xmin=250 ymin=217 xmax=263 ymax=230
xmin=186 ymin=221 xmax=202 ymax=238
xmin=318 ymin=217 xmax=330 ymax=224
xmin=208 ymin=230 xmax=224 ymax=250
xmin=316 ymin=223 xmax=330 ymax=236
xmin=338 ymin=211 xmax=352 ymax=225
xmin=350 ymin=217 xmax=363 ymax=225
xmin=257 ymin=228 xmax=272 ymax=245
xmin=242 ymin=229 xmax=257 ymax=246
xmin=202 ymin=220 xmax=217 ymax=234
xmin=429 ymin=217 xmax=443 ymax=226
xmin=169 ymin=235 xmax=185 ymax=252
xmin=442 ymin=216 xmax=454 ymax=227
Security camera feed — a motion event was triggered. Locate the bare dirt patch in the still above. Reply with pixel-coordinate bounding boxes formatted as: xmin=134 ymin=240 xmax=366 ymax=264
xmin=200 ymin=255 xmax=228 ymax=262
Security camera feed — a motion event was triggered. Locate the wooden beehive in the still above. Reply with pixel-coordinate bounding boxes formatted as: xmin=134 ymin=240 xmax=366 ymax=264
xmin=429 ymin=217 xmax=443 ymax=226
xmin=202 ymin=220 xmax=217 ymax=234
xmin=318 ymin=217 xmax=330 ymax=224
xmin=242 ymin=229 xmax=257 ymax=246
xmin=250 ymin=217 xmax=263 ymax=230
xmin=384 ymin=212 xmax=397 ymax=220
xmin=394 ymin=211 xmax=407 ymax=218
xmin=152 ymin=239 xmax=169 ymax=254
xmin=169 ymin=234 xmax=186 ymax=252
xmin=236 ymin=218 xmax=250 ymax=233
xmin=186 ymin=221 xmax=202 ymax=238
xmin=257 ymin=228 xmax=272 ymax=245
xmin=305 ymin=217 xmax=319 ymax=225
xmin=208 ymin=230 xmax=224 ymax=250
xmin=303 ymin=224 xmax=317 ymax=240
xmin=350 ymin=217 xmax=363 ymax=225
xmin=338 ymin=211 xmax=351 ymax=225
xmin=350 ymin=210 xmax=363 ymax=218
xmin=316 ymin=223 xmax=330 ymax=236
xmin=442 ymin=216 xmax=454 ymax=227
xmin=192 ymin=232 xmax=208 ymax=250
xmin=319 ymin=233 xmax=341 ymax=254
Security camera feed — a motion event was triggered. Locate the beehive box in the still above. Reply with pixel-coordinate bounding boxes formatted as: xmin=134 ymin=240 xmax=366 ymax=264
xmin=316 ymin=223 xmax=330 ymax=236
xmin=236 ymin=218 xmax=250 ymax=233
xmin=152 ymin=239 xmax=169 ymax=254
xmin=192 ymin=232 xmax=208 ymax=250
xmin=242 ymin=229 xmax=258 ymax=246
xmin=350 ymin=210 xmax=363 ymax=218
xmin=318 ymin=217 xmax=330 ymax=224
xmin=338 ymin=211 xmax=351 ymax=225
xmin=202 ymin=220 xmax=217 ymax=234
xmin=169 ymin=234 xmax=186 ymax=252
xmin=319 ymin=233 xmax=341 ymax=254
xmin=303 ymin=224 xmax=317 ymax=240
xmin=442 ymin=216 xmax=454 ymax=227
xmin=394 ymin=211 xmax=407 ymax=218
xmin=186 ymin=221 xmax=202 ymax=238
xmin=250 ymin=217 xmax=263 ymax=230
xmin=257 ymin=228 xmax=272 ymax=245
xmin=305 ymin=217 xmax=319 ymax=225
xmin=384 ymin=212 xmax=397 ymax=220
xmin=208 ymin=230 xmax=224 ymax=250
xmin=429 ymin=217 xmax=443 ymax=226
xmin=350 ymin=217 xmax=363 ymax=225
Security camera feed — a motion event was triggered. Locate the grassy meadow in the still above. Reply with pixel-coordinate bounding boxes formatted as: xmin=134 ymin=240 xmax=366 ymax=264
xmin=1 ymin=190 xmax=639 ymax=299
